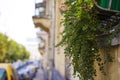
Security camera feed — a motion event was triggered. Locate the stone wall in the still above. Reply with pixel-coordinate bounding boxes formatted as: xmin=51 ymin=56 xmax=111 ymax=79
xmin=95 ymin=46 xmax=120 ymax=80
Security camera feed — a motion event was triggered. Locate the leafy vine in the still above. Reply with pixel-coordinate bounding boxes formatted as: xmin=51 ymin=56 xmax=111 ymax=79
xmin=58 ymin=0 xmax=120 ymax=80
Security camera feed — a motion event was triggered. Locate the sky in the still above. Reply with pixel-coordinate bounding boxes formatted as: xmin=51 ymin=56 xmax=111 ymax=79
xmin=0 ymin=0 xmax=36 ymax=44
xmin=0 ymin=0 xmax=43 ymax=59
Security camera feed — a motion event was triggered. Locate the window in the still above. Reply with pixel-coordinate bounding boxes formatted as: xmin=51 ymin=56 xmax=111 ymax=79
xmin=0 ymin=69 xmax=8 ymax=80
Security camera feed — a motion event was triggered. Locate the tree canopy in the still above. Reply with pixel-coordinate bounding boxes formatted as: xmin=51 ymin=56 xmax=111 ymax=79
xmin=0 ymin=32 xmax=30 ymax=63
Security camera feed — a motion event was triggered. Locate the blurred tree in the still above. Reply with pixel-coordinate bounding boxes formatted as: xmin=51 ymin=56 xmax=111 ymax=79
xmin=16 ymin=45 xmax=30 ymax=60
xmin=0 ymin=33 xmax=8 ymax=62
xmin=0 ymin=32 xmax=30 ymax=62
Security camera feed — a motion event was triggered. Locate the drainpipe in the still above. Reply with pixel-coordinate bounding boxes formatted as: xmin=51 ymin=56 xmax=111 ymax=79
xmin=47 ymin=0 xmax=55 ymax=79
xmin=51 ymin=0 xmax=55 ymax=68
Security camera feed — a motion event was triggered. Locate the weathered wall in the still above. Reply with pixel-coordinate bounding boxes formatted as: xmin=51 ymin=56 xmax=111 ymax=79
xmin=54 ymin=0 xmax=66 ymax=78
xmin=95 ymin=45 xmax=120 ymax=80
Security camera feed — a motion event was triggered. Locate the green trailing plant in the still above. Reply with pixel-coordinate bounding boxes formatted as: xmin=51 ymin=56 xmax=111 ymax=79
xmin=57 ymin=0 xmax=120 ymax=80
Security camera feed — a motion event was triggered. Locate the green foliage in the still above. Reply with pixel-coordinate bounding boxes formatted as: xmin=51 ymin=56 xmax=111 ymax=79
xmin=5 ymin=40 xmax=30 ymax=62
xmin=0 ymin=33 xmax=8 ymax=62
xmin=0 ymin=33 xmax=30 ymax=62
xmin=58 ymin=0 xmax=120 ymax=80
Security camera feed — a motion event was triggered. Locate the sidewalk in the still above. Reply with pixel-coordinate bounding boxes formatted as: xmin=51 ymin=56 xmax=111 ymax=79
xmin=33 ymin=67 xmax=65 ymax=80
xmin=33 ymin=69 xmax=47 ymax=80
xmin=52 ymin=67 xmax=65 ymax=80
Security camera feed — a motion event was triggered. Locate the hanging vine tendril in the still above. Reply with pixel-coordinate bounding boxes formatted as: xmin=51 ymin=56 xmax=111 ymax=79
xmin=57 ymin=0 xmax=120 ymax=80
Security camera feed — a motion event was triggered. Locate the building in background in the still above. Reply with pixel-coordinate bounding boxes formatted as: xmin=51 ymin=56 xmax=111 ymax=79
xmin=32 ymin=0 xmax=52 ymax=80
xmin=32 ymin=0 xmax=70 ymax=80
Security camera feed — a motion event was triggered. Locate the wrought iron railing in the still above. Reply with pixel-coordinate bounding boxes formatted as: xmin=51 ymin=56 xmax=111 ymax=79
xmin=34 ymin=1 xmax=46 ymax=17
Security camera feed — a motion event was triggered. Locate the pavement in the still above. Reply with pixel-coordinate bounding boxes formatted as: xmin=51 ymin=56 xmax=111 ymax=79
xmin=33 ymin=69 xmax=47 ymax=80
xmin=33 ymin=67 xmax=65 ymax=80
xmin=52 ymin=67 xmax=65 ymax=80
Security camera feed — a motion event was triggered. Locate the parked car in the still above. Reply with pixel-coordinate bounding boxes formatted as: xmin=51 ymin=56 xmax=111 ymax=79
xmin=0 ymin=63 xmax=19 ymax=80
xmin=27 ymin=65 xmax=37 ymax=73
xmin=18 ymin=68 xmax=29 ymax=80
xmin=18 ymin=67 xmax=35 ymax=80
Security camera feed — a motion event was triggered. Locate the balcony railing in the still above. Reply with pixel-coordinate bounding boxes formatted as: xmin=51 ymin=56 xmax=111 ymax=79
xmin=94 ymin=0 xmax=120 ymax=12
xmin=93 ymin=0 xmax=120 ymax=46
xmin=34 ymin=1 xmax=47 ymax=17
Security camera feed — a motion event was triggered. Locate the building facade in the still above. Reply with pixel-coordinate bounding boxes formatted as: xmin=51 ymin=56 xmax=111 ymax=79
xmin=32 ymin=0 xmax=69 ymax=79
xmin=32 ymin=0 xmax=120 ymax=80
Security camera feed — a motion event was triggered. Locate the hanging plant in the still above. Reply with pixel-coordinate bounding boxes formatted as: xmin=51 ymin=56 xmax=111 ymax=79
xmin=57 ymin=0 xmax=120 ymax=80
